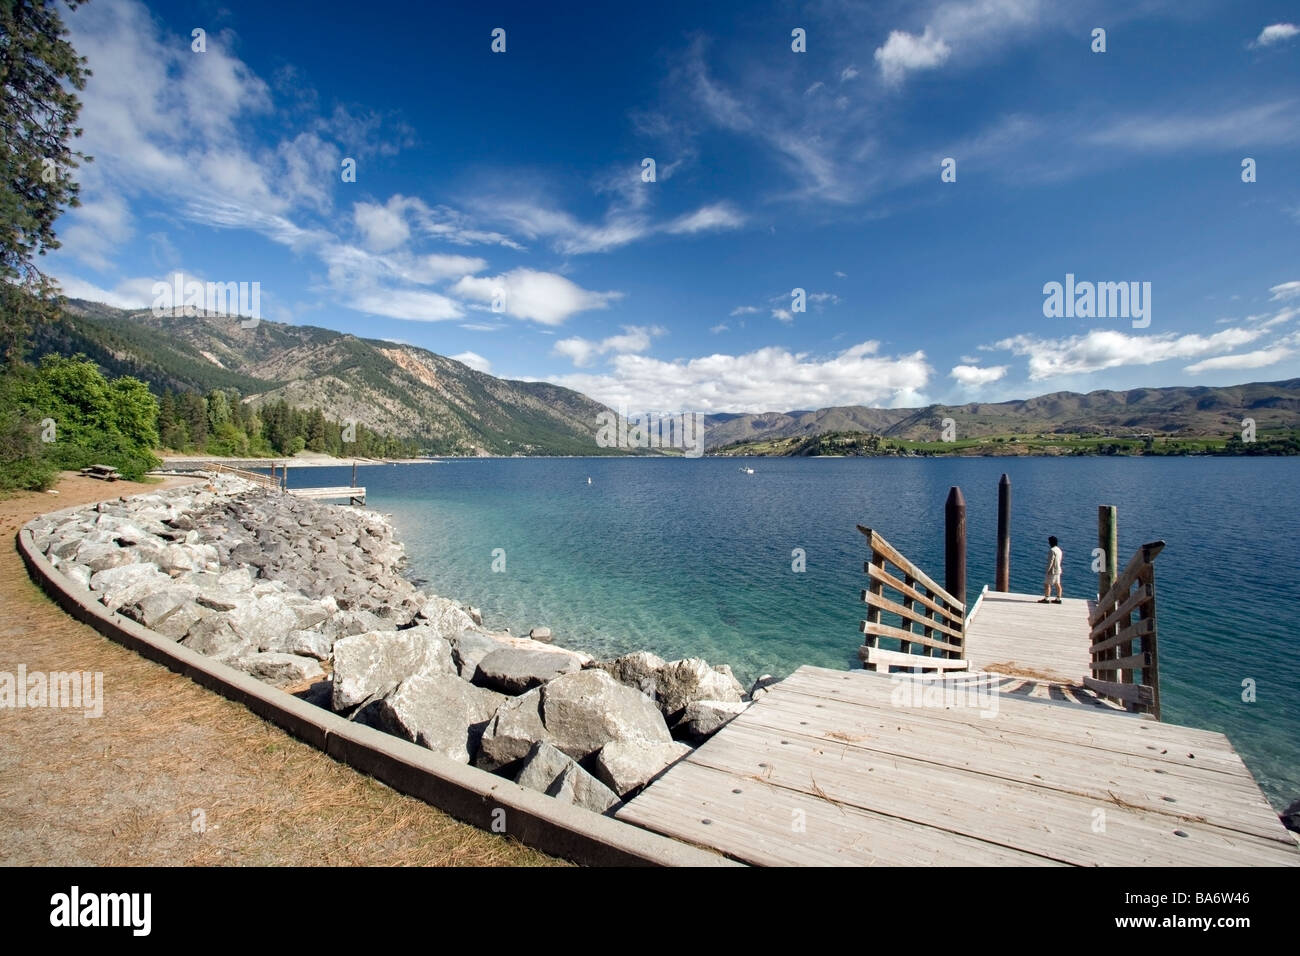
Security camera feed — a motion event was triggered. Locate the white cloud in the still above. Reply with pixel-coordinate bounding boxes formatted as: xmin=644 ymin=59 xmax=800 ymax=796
xmin=553 ymin=325 xmax=661 ymax=367
xmin=354 ymin=199 xmax=411 ymax=252
xmin=994 ymin=328 xmax=1267 ymax=380
xmin=1085 ymin=101 xmax=1300 ymax=151
xmin=1269 ymin=280 xmax=1300 ymax=301
xmin=1254 ymin=23 xmax=1299 ymax=47
xmin=840 ymin=65 xmax=859 ymax=81
xmin=413 ymin=254 xmax=488 ymax=281
xmin=875 ymin=28 xmax=951 ymax=83
xmin=451 ymin=268 xmax=622 ymax=325
xmin=53 ymin=273 xmax=158 ymax=309
xmin=549 ymin=341 xmax=932 ymax=413
xmin=1185 ymin=333 xmax=1300 ymax=374
xmin=1185 ymin=347 xmax=1294 ymax=374
xmin=951 ymin=364 xmax=1008 ymax=386
xmin=58 ymin=193 xmax=134 ymax=272
xmin=350 ymin=288 xmax=463 ymax=321
xmin=450 ymin=351 xmax=493 ymax=373
xmin=730 ymin=305 xmax=760 ymax=316
xmin=772 ymin=308 xmax=794 ymax=323
xmin=480 ymin=195 xmax=743 ymax=254
xmin=710 ymin=323 xmax=728 ymax=333
xmin=664 ymin=202 xmax=745 ymax=235
xmin=55 ymin=0 xmax=519 ymax=329
xmin=834 ymin=271 xmax=847 ymax=278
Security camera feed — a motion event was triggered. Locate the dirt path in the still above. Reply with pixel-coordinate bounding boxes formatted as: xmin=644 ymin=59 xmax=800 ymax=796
xmin=0 ymin=473 xmax=556 ymax=866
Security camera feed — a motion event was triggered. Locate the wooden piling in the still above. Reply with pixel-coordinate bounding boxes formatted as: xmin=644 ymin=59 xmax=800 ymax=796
xmin=996 ymin=474 xmax=1011 ymax=592
xmin=944 ymin=486 xmax=967 ymax=615
xmin=1097 ymin=505 xmax=1117 ymax=598
xmin=1095 ymin=504 xmax=1119 ymax=686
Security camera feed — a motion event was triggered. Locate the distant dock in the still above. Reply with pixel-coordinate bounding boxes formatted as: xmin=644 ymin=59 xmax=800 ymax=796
xmin=183 ymin=461 xmax=366 ymax=507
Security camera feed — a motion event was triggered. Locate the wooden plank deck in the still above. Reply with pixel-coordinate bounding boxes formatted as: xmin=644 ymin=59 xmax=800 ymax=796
xmin=617 ymin=666 xmax=1299 ymax=866
xmin=963 ymin=590 xmax=1093 ymax=684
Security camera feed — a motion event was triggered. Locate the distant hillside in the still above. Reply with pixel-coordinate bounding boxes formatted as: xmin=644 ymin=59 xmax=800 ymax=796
xmin=29 ymin=301 xmax=622 ymax=457
xmin=703 ymin=382 xmax=1300 ymax=449
xmin=29 ymin=298 xmax=1300 ymax=456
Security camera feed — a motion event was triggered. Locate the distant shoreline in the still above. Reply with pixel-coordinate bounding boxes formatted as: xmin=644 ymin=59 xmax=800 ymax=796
xmin=158 ymin=454 xmax=442 ymax=470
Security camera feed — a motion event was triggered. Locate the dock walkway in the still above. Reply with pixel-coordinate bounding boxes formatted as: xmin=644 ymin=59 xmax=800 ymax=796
xmin=618 ymin=665 xmax=1299 ymax=866
xmin=965 ymin=590 xmax=1095 ymax=685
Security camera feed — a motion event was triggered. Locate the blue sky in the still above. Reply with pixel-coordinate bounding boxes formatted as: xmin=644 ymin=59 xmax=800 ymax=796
xmin=49 ymin=0 xmax=1300 ymax=414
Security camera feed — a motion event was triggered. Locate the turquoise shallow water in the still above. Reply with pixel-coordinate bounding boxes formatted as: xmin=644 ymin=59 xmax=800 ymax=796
xmin=293 ymin=457 xmax=1300 ymax=808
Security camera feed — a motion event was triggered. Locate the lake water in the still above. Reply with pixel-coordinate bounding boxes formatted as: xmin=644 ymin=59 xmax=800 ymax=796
xmin=290 ymin=456 xmax=1300 ymax=808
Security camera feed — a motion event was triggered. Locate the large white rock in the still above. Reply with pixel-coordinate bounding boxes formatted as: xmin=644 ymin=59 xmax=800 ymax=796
xmin=359 ymin=672 xmax=505 ymax=764
xmin=477 ymin=688 xmax=548 ymax=772
xmin=417 ymin=596 xmax=478 ymax=641
xmin=657 ymin=658 xmax=745 ymax=718
xmin=549 ymin=762 xmax=619 ymax=814
xmin=595 ymin=651 xmax=667 ymax=699
xmin=264 ymin=628 xmax=334 ymax=660
xmin=515 ymin=741 xmax=618 ymax=814
xmin=234 ymin=652 xmax=324 ymax=687
xmin=226 ymin=594 xmax=300 ymax=649
xmin=675 ymin=699 xmax=748 ymax=741
xmin=88 ymin=563 xmax=174 ymax=611
xmin=595 ymin=739 xmax=693 ymax=797
xmin=448 ymin=629 xmax=501 ymax=680
xmin=473 ymin=646 xmax=580 ymax=694
xmin=540 ymin=669 xmax=672 ymax=762
xmin=330 ymin=627 xmax=456 ymax=710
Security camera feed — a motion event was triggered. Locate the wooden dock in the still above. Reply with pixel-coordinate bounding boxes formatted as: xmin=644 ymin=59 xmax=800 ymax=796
xmin=286 ymin=486 xmax=366 ymax=506
xmin=618 ymin=666 xmax=1299 ymax=866
xmin=964 ymin=590 xmax=1094 ymax=685
xmin=620 ymin=480 xmax=1297 ymax=866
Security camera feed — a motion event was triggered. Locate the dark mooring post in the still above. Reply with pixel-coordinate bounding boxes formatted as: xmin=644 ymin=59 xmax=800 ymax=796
xmin=351 ymin=461 xmax=358 ymax=488
xmin=996 ymin=474 xmax=1011 ymax=592
xmin=945 ymin=486 xmax=967 ymax=613
xmin=1098 ymin=505 xmax=1118 ymax=599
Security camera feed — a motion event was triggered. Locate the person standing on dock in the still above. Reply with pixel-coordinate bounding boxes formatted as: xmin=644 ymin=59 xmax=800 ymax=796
xmin=1040 ymin=536 xmax=1063 ymax=604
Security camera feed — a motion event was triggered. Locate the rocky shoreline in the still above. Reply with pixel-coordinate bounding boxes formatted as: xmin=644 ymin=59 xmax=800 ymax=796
xmin=26 ymin=476 xmax=765 ymax=813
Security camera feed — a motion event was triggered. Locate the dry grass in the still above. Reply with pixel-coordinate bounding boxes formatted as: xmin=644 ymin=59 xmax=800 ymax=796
xmin=0 ymin=473 xmax=561 ymax=867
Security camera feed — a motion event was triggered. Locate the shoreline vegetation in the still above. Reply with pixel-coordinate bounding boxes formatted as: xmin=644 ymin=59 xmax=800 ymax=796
xmin=24 ymin=475 xmax=759 ymax=816
xmin=710 ymin=429 xmax=1300 ymax=458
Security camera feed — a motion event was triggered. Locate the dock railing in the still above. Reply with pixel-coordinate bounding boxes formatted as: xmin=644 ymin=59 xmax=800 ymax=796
xmin=1086 ymin=540 xmax=1164 ymax=718
xmin=204 ymin=461 xmax=281 ymax=492
xmin=857 ymin=526 xmax=969 ymax=674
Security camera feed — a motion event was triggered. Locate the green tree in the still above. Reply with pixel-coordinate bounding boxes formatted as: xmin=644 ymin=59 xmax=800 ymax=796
xmin=0 ymin=365 xmax=56 ymax=489
xmin=0 ymin=0 xmax=92 ymax=362
xmin=305 ymin=407 xmax=326 ymax=452
xmin=180 ymin=391 xmax=207 ymax=450
xmin=206 ymin=388 xmax=230 ymax=431
xmin=21 ymin=354 xmax=159 ymax=480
